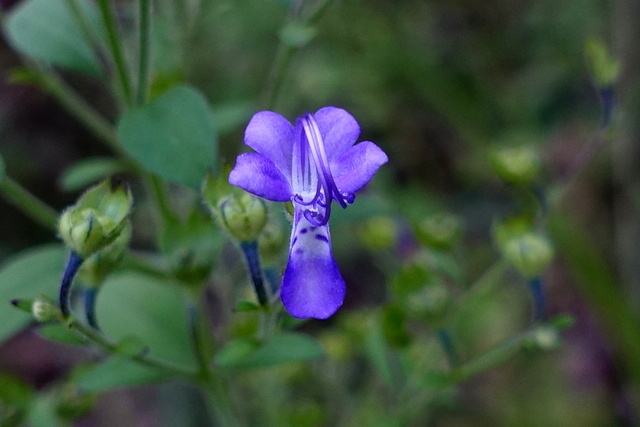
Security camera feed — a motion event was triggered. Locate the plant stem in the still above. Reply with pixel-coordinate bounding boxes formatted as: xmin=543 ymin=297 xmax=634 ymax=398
xmin=31 ymin=66 xmax=124 ymax=155
xmin=0 ymin=177 xmax=58 ymax=231
xmin=97 ymin=0 xmax=134 ymax=106
xmin=147 ymin=174 xmax=178 ymax=225
xmin=260 ymin=0 xmax=336 ymax=109
xmin=83 ymin=287 xmax=100 ymax=329
xmin=202 ymin=375 xmax=242 ymax=427
xmin=59 ymin=252 xmax=83 ymax=317
xmin=239 ymin=241 xmax=269 ymax=306
xmin=136 ymin=0 xmax=152 ymax=106
xmin=186 ymin=297 xmax=242 ymax=426
xmin=68 ymin=315 xmax=196 ymax=377
xmin=63 ymin=0 xmax=102 ymax=53
xmin=436 ymin=328 xmax=459 ymax=369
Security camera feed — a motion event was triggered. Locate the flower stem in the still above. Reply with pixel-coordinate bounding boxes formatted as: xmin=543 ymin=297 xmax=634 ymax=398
xmin=260 ymin=0 xmax=336 ymax=109
xmin=239 ymin=241 xmax=269 ymax=306
xmin=0 ymin=177 xmax=58 ymax=232
xmin=97 ymin=0 xmax=134 ymax=106
xmin=59 ymin=252 xmax=84 ymax=317
xmin=436 ymin=328 xmax=459 ymax=369
xmin=83 ymin=287 xmax=100 ymax=329
xmin=136 ymin=0 xmax=152 ymax=106
xmin=527 ymin=276 xmax=547 ymax=321
xmin=67 ymin=315 xmax=196 ymax=377
xmin=30 ymin=65 xmax=123 ymax=155
xmin=63 ymin=0 xmax=102 ymax=53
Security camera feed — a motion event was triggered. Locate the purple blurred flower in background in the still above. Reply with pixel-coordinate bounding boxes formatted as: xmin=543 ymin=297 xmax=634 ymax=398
xmin=229 ymin=107 xmax=388 ymax=319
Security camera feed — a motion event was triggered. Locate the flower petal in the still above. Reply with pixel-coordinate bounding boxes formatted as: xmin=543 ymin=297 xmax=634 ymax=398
xmin=229 ymin=153 xmax=293 ymax=202
xmin=313 ymin=107 xmax=360 ymax=160
xmin=331 ymin=141 xmax=388 ymax=194
xmin=244 ymin=111 xmax=294 ymax=179
xmin=281 ymin=216 xmax=345 ymax=319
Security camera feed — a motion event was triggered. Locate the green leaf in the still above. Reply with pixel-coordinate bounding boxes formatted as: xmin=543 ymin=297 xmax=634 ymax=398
xmin=118 ymin=85 xmax=217 ymax=190
xmin=216 ymin=333 xmax=324 ymax=369
xmin=214 ymin=338 xmax=260 ymax=368
xmin=60 ymin=157 xmax=129 ymax=192
xmin=234 ymin=300 xmax=260 ymax=313
xmin=76 ymin=356 xmax=166 ymax=393
xmin=96 ymin=272 xmax=196 ymax=368
xmin=0 ymin=245 xmax=66 ymax=343
xmin=28 ymin=394 xmax=62 ymax=427
xmin=5 ymin=0 xmax=104 ymax=75
xmin=38 ymin=323 xmax=86 ymax=345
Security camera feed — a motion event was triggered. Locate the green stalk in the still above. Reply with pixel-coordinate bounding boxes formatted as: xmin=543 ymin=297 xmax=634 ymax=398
xmin=63 ymin=0 xmax=102 ymax=52
xmin=260 ymin=0 xmax=336 ymax=109
xmin=68 ymin=316 xmax=196 ymax=377
xmin=0 ymin=177 xmax=58 ymax=231
xmin=136 ymin=0 xmax=152 ymax=106
xmin=97 ymin=0 xmax=134 ymax=106
xmin=31 ymin=66 xmax=123 ymax=155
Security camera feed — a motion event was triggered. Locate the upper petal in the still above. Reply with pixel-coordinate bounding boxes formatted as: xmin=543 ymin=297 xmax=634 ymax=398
xmin=313 ymin=107 xmax=360 ymax=160
xmin=280 ymin=215 xmax=345 ymax=319
xmin=244 ymin=111 xmax=294 ymax=179
xmin=229 ymin=153 xmax=293 ymax=202
xmin=331 ymin=141 xmax=388 ymax=194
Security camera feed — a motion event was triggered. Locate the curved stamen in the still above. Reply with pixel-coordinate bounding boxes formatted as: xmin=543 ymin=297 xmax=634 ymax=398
xmin=291 ymin=113 xmax=355 ymax=226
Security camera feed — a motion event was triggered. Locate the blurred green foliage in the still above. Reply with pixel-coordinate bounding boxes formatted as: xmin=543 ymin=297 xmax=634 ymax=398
xmin=0 ymin=0 xmax=637 ymax=426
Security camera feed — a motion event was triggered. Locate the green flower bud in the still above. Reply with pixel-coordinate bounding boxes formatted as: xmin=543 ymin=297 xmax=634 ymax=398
xmin=415 ymin=213 xmax=461 ymax=250
xmin=218 ymin=193 xmax=268 ymax=242
xmin=32 ymin=296 xmax=62 ymax=322
xmin=495 ymin=217 xmax=554 ymax=277
xmin=585 ymin=37 xmax=620 ymax=88
xmin=77 ymin=222 xmax=131 ymax=287
xmin=502 ymin=233 xmax=554 ymax=278
xmin=359 ymin=216 xmax=397 ymax=251
xmin=491 ymin=144 xmax=541 ymax=185
xmin=404 ymin=281 xmax=450 ymax=322
xmin=532 ymin=325 xmax=561 ymax=350
xmin=58 ymin=178 xmax=133 ymax=258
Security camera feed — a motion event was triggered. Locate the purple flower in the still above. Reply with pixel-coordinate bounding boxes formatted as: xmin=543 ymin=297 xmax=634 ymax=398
xmin=229 ymin=107 xmax=388 ymax=319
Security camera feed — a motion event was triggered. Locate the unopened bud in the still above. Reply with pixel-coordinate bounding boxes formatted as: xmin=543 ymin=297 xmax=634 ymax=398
xmin=58 ymin=178 xmax=133 ymax=258
xmin=218 ymin=193 xmax=268 ymax=242
xmin=585 ymin=37 xmax=620 ymax=88
xmin=415 ymin=213 xmax=461 ymax=250
xmin=502 ymin=233 xmax=554 ymax=278
xmin=77 ymin=222 xmax=131 ymax=287
xmin=491 ymin=145 xmax=541 ymax=185
xmin=32 ymin=297 xmax=62 ymax=322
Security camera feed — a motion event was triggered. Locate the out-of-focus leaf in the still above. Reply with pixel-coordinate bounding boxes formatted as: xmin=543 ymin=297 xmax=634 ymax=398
xmin=234 ymin=300 xmax=260 ymax=313
xmin=0 ymin=245 xmax=66 ymax=343
xmin=76 ymin=356 xmax=166 ymax=393
xmin=118 ymin=85 xmax=217 ymax=190
xmin=28 ymin=394 xmax=62 ymax=427
xmin=60 ymin=158 xmax=129 ymax=192
xmin=214 ymin=338 xmax=260 ymax=368
xmin=212 ymin=101 xmax=253 ymax=137
xmin=96 ymin=272 xmax=196 ymax=368
xmin=0 ymin=374 xmax=34 ymax=427
xmin=548 ymin=213 xmax=640 ymax=382
xmin=38 ymin=323 xmax=86 ymax=345
xmin=216 ymin=333 xmax=324 ymax=369
xmin=5 ymin=0 xmax=103 ymax=75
